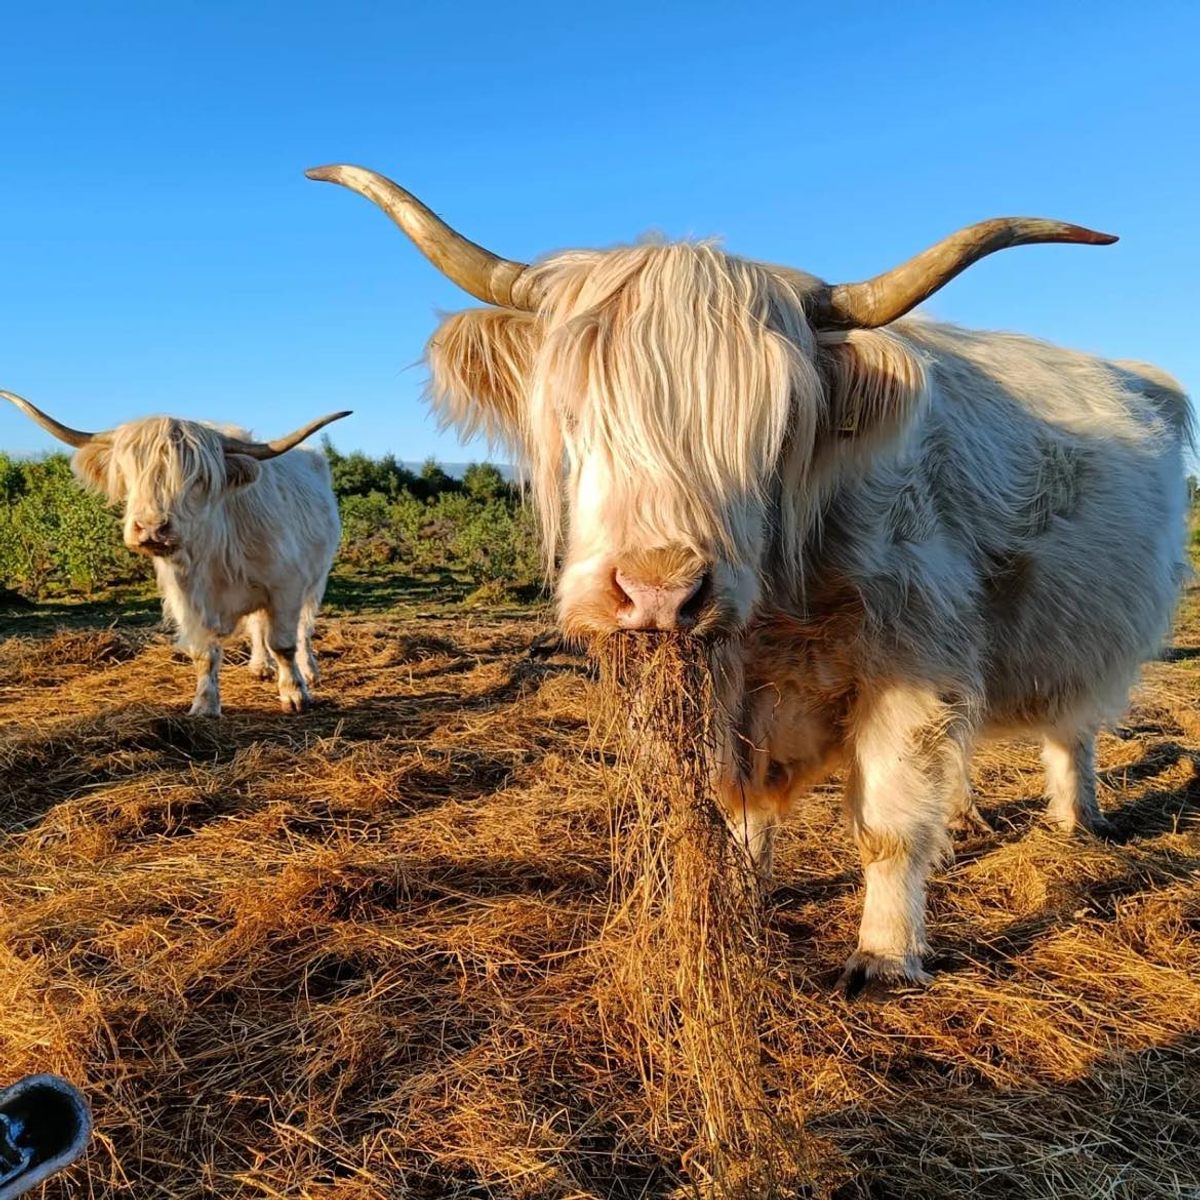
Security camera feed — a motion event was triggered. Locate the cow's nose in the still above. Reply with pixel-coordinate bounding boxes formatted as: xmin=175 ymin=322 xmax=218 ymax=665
xmin=133 ymin=518 xmax=172 ymax=543
xmin=613 ymin=569 xmax=708 ymax=631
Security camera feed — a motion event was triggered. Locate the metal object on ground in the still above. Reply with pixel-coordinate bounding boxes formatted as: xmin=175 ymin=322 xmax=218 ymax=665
xmin=0 ymin=1075 xmax=91 ymax=1200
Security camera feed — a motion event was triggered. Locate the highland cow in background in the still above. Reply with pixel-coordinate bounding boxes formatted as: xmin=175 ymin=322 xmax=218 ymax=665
xmin=3 ymin=392 xmax=347 ymax=716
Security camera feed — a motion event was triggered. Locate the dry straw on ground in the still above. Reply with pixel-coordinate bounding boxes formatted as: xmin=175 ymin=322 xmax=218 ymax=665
xmin=0 ymin=584 xmax=1197 ymax=1198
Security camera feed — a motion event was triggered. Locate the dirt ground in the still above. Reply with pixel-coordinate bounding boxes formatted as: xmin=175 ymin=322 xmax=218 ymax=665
xmin=0 ymin=577 xmax=1197 ymax=1199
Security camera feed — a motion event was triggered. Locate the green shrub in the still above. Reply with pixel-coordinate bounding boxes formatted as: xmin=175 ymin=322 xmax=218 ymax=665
xmin=450 ymin=499 xmax=541 ymax=585
xmin=462 ymin=462 xmax=512 ymax=503
xmin=333 ymin=481 xmax=540 ymax=588
xmin=0 ymin=453 xmax=136 ymax=597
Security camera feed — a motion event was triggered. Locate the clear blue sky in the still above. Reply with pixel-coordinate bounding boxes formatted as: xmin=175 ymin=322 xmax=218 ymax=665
xmin=2 ymin=1 xmax=1197 ymax=467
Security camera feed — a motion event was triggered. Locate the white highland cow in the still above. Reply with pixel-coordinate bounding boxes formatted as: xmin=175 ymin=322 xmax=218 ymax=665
xmin=307 ymin=164 xmax=1191 ymax=992
xmin=4 ymin=392 xmax=347 ymax=717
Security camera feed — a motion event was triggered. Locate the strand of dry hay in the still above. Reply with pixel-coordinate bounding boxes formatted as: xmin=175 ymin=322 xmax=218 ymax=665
xmin=589 ymin=634 xmax=808 ymax=1198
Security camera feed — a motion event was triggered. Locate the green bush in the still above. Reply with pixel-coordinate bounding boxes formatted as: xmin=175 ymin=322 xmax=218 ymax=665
xmin=335 ymin=486 xmax=540 ymax=588
xmin=462 ymin=462 xmax=512 ymax=503
xmin=0 ymin=452 xmax=138 ymax=597
xmin=449 ymin=498 xmax=541 ymax=584
xmin=329 ymin=453 xmax=539 ymax=588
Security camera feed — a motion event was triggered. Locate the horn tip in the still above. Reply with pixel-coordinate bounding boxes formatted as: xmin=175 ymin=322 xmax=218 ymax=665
xmin=305 ymin=165 xmax=346 ymax=183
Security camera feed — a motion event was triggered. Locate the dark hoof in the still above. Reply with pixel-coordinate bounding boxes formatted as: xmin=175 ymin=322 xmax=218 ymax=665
xmin=840 ymin=965 xmax=870 ymax=1001
xmin=837 ymin=951 xmax=931 ymax=1000
xmin=528 ymin=631 xmax=566 ymax=658
xmin=1046 ymin=811 xmax=1118 ymax=841
xmin=949 ymin=805 xmax=994 ymax=837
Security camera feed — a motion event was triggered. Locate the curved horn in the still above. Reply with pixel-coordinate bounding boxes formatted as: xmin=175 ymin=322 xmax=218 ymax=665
xmin=1 ymin=390 xmax=101 ymax=448
xmin=221 ymin=411 xmax=352 ymax=461
xmin=809 ymin=218 xmax=1118 ymax=330
xmin=306 ymin=164 xmax=538 ymax=310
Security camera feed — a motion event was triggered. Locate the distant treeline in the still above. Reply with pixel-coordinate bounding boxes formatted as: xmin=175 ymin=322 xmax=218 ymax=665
xmin=0 ymin=441 xmax=540 ymax=601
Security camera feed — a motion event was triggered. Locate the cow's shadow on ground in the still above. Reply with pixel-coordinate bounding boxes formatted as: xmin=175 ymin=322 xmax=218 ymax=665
xmin=929 ymin=736 xmax=1199 ymax=982
xmin=761 ymin=732 xmax=1199 ymax=992
xmin=0 ymin=706 xmax=234 ymax=833
xmin=1158 ymin=643 xmax=1200 ymax=663
xmin=322 ymin=568 xmax=547 ymax=618
xmin=1 ymin=707 xmax=578 ymax=850
xmin=1102 ymin=744 xmax=1199 ymax=837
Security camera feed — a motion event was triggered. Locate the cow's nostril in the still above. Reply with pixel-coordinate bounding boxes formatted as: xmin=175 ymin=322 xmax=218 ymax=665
xmin=612 ymin=569 xmax=635 ymax=609
xmin=678 ymin=570 xmax=711 ymax=626
xmin=612 ymin=566 xmax=711 ymax=631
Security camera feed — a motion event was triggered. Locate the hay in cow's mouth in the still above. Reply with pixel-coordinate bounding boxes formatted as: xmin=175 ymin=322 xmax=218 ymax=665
xmin=588 ymin=631 xmax=810 ymax=1196
xmin=130 ymin=541 xmax=178 ymax=559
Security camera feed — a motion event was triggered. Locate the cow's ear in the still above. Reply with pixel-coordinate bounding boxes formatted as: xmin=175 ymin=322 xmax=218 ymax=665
xmin=223 ymin=454 xmax=261 ymax=490
xmin=427 ymin=307 xmax=542 ymax=452
xmin=816 ymin=329 xmax=928 ymax=452
xmin=71 ymin=441 xmax=117 ymax=500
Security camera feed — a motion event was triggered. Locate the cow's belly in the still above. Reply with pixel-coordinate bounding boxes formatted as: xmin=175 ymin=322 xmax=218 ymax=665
xmin=976 ymin=537 xmax=1178 ymax=730
xmin=205 ymin=581 xmax=269 ymax=636
xmin=736 ymin=646 xmax=850 ymax=810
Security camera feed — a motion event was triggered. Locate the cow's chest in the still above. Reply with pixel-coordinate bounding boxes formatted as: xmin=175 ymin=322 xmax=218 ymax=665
xmin=162 ymin=560 xmax=269 ymax=638
xmin=738 ymin=613 xmax=859 ymax=803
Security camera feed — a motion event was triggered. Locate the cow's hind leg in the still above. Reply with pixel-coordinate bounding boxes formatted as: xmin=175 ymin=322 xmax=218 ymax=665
xmin=296 ymin=588 xmax=323 ymax=689
xmin=840 ymin=684 xmax=967 ymax=995
xmin=245 ymin=611 xmax=275 ymax=680
xmin=720 ymin=786 xmax=782 ymax=880
xmin=946 ymin=746 xmax=991 ymax=836
xmin=188 ymin=642 xmax=223 ymax=717
xmin=948 ymin=784 xmax=991 ymax=836
xmin=1042 ymin=728 xmax=1113 ymax=837
xmin=265 ymin=602 xmax=311 ymax=714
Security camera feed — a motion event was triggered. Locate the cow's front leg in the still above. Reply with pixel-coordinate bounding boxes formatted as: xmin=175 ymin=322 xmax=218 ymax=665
xmin=265 ymin=604 xmax=311 ymax=713
xmin=839 ymin=684 xmax=965 ymax=995
xmin=188 ymin=642 xmax=223 ymax=717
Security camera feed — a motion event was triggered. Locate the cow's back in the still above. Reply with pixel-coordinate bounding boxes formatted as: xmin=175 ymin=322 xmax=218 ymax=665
xmin=227 ymin=445 xmax=341 ymax=584
xmin=814 ymin=321 xmax=1190 ymax=729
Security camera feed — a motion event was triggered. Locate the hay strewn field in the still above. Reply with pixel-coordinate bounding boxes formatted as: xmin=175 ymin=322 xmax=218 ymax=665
xmin=1 ymin=574 xmax=1197 ymax=1199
